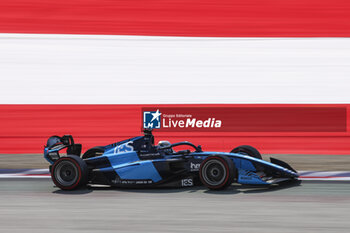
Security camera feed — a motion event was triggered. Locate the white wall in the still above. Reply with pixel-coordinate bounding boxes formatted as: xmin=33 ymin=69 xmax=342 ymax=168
xmin=0 ymin=34 xmax=349 ymax=104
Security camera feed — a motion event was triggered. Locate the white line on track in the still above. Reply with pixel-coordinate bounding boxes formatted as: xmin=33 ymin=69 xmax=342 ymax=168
xmin=1 ymin=169 xmax=350 ymax=180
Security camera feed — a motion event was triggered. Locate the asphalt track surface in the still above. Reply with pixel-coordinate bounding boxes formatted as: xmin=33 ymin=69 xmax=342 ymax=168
xmin=1 ymin=179 xmax=350 ymax=233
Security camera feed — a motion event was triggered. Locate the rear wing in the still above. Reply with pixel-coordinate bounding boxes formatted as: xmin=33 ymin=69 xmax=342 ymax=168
xmin=44 ymin=135 xmax=82 ymax=164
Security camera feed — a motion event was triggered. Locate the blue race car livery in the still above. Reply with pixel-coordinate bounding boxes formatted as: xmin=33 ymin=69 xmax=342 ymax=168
xmin=44 ymin=129 xmax=298 ymax=190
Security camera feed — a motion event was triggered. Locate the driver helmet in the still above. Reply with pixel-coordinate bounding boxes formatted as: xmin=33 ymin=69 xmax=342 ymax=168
xmin=158 ymin=140 xmax=174 ymax=154
xmin=47 ymin=136 xmax=62 ymax=148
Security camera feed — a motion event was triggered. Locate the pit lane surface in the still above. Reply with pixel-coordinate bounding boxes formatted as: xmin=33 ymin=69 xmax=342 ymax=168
xmin=0 ymin=179 xmax=349 ymax=232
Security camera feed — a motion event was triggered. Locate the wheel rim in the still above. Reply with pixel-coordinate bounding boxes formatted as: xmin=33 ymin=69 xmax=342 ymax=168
xmin=201 ymin=159 xmax=226 ymax=186
xmin=54 ymin=160 xmax=79 ymax=186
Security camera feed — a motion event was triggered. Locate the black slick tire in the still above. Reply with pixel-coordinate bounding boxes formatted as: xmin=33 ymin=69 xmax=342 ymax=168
xmin=231 ymin=145 xmax=262 ymax=160
xmin=51 ymin=155 xmax=88 ymax=190
xmin=199 ymin=155 xmax=236 ymax=190
xmin=82 ymin=146 xmax=105 ymax=159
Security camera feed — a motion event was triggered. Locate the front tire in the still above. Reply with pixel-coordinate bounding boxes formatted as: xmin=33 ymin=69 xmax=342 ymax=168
xmin=51 ymin=155 xmax=88 ymax=190
xmin=199 ymin=155 xmax=236 ymax=190
xmin=231 ymin=145 xmax=262 ymax=160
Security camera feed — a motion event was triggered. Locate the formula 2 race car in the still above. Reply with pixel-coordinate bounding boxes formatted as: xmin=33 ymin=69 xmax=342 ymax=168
xmin=44 ymin=129 xmax=299 ymax=190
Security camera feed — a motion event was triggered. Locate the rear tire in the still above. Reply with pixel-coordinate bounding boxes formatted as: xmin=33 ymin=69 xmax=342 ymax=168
xmin=199 ymin=155 xmax=236 ymax=190
xmin=51 ymin=155 xmax=88 ymax=190
xmin=82 ymin=146 xmax=105 ymax=159
xmin=231 ymin=145 xmax=262 ymax=160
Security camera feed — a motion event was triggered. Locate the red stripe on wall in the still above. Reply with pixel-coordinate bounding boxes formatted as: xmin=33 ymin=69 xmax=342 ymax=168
xmin=1 ymin=104 xmax=350 ymax=154
xmin=0 ymin=0 xmax=350 ymax=37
